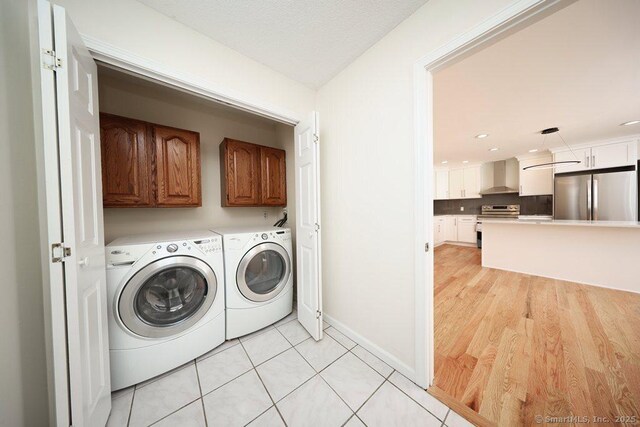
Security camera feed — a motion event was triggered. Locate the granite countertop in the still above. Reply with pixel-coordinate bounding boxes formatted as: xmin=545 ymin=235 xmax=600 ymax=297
xmin=481 ymin=218 xmax=640 ymax=228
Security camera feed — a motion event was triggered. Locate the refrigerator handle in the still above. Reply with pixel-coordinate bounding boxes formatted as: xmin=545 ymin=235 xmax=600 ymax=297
xmin=587 ymin=179 xmax=592 ymax=221
xmin=593 ymin=178 xmax=598 ymax=221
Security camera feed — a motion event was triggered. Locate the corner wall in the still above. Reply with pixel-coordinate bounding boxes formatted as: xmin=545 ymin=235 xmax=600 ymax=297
xmin=317 ymin=0 xmax=517 ymax=371
xmin=0 ymin=0 xmax=49 ymax=425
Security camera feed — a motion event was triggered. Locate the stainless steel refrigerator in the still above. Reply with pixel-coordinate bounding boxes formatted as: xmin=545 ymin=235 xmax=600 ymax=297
xmin=554 ymin=167 xmax=637 ymax=221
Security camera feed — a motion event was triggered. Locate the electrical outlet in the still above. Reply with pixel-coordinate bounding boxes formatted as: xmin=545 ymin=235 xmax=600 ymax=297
xmin=460 ymin=206 xmax=464 ymax=211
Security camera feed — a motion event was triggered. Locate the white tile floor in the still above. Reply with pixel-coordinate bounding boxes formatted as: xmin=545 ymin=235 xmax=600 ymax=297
xmin=107 ymin=312 xmax=472 ymax=427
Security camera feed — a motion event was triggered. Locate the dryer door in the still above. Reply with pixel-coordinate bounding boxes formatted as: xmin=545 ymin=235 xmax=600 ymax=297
xmin=119 ymin=256 xmax=217 ymax=338
xmin=236 ymin=243 xmax=291 ymax=302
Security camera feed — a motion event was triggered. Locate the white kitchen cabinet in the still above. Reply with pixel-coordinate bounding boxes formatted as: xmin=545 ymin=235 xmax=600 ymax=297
xmin=448 ymin=169 xmax=464 ymax=199
xmin=434 ymin=169 xmax=449 ymax=200
xmin=553 ymin=140 xmax=637 ymax=173
xmin=591 ymin=142 xmax=635 ymax=169
xmin=448 ymin=166 xmax=481 ymax=199
xmin=519 ymin=154 xmax=553 ymax=195
xmin=434 ymin=217 xmax=445 ymax=245
xmin=444 ymin=216 xmax=457 ymax=241
xmin=463 ymin=166 xmax=481 ymax=198
xmin=553 ymin=148 xmax=590 ymax=173
xmin=456 ymin=217 xmax=477 ymax=243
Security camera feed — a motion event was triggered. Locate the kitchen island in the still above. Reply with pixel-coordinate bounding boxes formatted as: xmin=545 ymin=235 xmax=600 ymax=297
xmin=481 ymin=218 xmax=640 ymax=293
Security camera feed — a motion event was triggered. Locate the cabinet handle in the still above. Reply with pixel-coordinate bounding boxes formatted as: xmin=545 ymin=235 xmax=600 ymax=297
xmin=586 ymin=155 xmax=590 ymax=168
xmin=592 ymin=155 xmax=595 ymax=168
xmin=520 ymin=185 xmax=522 ymax=194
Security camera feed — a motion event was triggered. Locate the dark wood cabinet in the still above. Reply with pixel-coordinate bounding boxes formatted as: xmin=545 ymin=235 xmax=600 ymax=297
xmin=220 ymin=138 xmax=287 ymax=207
xmin=154 ymin=126 xmax=201 ymax=207
xmin=260 ymin=146 xmax=287 ymax=206
xmin=100 ymin=113 xmax=201 ymax=208
xmin=100 ymin=114 xmax=153 ymax=207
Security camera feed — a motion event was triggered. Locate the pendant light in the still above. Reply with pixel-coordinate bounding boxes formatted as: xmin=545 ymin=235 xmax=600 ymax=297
xmin=522 ymin=127 xmax=581 ymax=171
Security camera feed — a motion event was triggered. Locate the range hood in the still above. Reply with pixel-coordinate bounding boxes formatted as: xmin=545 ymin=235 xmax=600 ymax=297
xmin=480 ymin=159 xmax=519 ymax=195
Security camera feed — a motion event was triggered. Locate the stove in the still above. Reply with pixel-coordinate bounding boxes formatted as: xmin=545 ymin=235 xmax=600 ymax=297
xmin=476 ymin=205 xmax=520 ymax=249
xmin=478 ymin=204 xmax=520 ymax=219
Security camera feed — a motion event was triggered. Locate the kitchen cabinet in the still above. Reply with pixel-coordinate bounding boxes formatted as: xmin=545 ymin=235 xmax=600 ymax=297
xmin=553 ymin=140 xmax=637 ymax=173
xmin=434 ymin=169 xmax=449 ymax=200
xmin=518 ymin=154 xmax=553 ymax=196
xmin=434 ymin=217 xmax=445 ymax=245
xmin=100 ymin=113 xmax=201 ymax=208
xmin=434 ymin=215 xmax=477 ymax=246
xmin=457 ymin=217 xmax=477 ymax=244
xmin=154 ymin=125 xmax=201 ymax=207
xmin=220 ymin=138 xmax=287 ymax=207
xmin=448 ymin=166 xmax=481 ymax=199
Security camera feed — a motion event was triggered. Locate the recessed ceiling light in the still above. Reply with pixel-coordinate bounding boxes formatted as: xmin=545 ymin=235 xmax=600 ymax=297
xmin=441 ymin=160 xmax=448 ymax=164
xmin=462 ymin=160 xmax=469 ymax=164
xmin=528 ymin=148 xmax=539 ymax=153
xmin=489 ymin=147 xmax=499 ymax=152
xmin=475 ymin=134 xmax=489 ymax=139
xmin=621 ymin=120 xmax=640 ymax=126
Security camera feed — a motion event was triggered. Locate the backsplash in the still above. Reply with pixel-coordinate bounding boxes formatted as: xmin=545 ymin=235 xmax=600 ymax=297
xmin=434 ymin=194 xmax=553 ymax=215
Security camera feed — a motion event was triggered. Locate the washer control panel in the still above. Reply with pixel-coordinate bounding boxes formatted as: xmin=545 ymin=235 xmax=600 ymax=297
xmin=193 ymin=237 xmax=223 ymax=254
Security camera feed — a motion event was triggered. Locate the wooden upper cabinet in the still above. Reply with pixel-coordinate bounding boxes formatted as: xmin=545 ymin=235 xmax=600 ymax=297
xmin=154 ymin=126 xmax=201 ymax=207
xmin=99 ymin=113 xmax=201 ymax=208
xmin=100 ymin=114 xmax=152 ymax=207
xmin=260 ymin=146 xmax=287 ymax=206
xmin=220 ymin=138 xmax=286 ymax=207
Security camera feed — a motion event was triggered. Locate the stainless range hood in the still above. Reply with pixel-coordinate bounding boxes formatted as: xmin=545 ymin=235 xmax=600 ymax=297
xmin=480 ymin=159 xmax=519 ymax=195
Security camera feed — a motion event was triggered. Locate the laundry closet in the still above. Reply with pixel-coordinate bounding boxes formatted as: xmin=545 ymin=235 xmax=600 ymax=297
xmin=96 ymin=66 xmax=296 ymax=242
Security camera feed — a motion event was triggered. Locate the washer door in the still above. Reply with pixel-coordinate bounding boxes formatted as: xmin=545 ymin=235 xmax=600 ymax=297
xmin=236 ymin=242 xmax=291 ymax=302
xmin=119 ymin=256 xmax=217 ymax=338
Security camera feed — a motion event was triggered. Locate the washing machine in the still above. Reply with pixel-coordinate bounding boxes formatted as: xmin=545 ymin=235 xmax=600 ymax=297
xmin=106 ymin=230 xmax=225 ymax=390
xmin=212 ymin=226 xmax=293 ymax=338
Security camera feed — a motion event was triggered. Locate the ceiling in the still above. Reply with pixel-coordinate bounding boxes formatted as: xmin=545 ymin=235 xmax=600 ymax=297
xmin=135 ymin=0 xmax=428 ymax=88
xmin=433 ymin=0 xmax=640 ymax=166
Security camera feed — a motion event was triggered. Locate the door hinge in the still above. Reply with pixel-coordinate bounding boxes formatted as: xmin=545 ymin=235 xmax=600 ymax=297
xmin=42 ymin=49 xmax=62 ymax=71
xmin=313 ymin=134 xmax=319 ymax=144
xmin=52 ymin=243 xmax=71 ymax=263
xmin=425 ymin=242 xmax=429 ymax=252
xmin=316 ymin=310 xmax=322 ymax=319
xmin=315 ymin=223 xmax=320 ymax=232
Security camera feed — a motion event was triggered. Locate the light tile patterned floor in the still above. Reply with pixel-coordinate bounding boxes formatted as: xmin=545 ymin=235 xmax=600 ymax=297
xmin=106 ymin=312 xmax=471 ymax=427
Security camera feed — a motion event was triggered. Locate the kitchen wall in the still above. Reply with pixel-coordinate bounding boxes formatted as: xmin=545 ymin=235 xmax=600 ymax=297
xmin=0 ymin=0 xmax=49 ymax=425
xmin=435 ymin=194 xmax=553 ymax=215
xmin=317 ymin=0 xmax=524 ymax=373
xmin=99 ymin=70 xmax=294 ymax=243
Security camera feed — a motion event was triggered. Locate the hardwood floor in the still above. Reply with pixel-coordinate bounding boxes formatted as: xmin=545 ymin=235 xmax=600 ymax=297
xmin=434 ymin=244 xmax=640 ymax=426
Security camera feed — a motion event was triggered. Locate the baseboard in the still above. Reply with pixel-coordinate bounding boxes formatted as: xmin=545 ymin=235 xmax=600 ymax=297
xmin=481 ymin=263 xmax=640 ymax=295
xmin=438 ymin=241 xmax=477 ymax=248
xmin=428 ymin=386 xmax=496 ymax=427
xmin=323 ymin=314 xmax=416 ymax=381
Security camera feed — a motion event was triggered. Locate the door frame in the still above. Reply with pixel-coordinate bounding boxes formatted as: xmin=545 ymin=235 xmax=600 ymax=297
xmin=412 ymin=0 xmax=570 ymax=388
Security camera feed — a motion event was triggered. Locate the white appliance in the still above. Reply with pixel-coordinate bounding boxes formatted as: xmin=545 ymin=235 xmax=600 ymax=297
xmin=212 ymin=226 xmax=293 ymax=338
xmin=106 ymin=230 xmax=225 ymax=390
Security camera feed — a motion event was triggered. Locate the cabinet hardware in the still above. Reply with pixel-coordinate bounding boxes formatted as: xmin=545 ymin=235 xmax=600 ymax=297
xmin=52 ymin=243 xmax=71 ymax=263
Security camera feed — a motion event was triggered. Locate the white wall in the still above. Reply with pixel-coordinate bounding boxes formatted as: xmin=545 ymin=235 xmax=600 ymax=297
xmin=55 ymin=0 xmax=316 ymax=120
xmin=98 ymin=71 xmax=294 ymax=242
xmin=0 ymin=0 xmax=50 ymax=425
xmin=317 ymin=0 xmax=516 ymax=370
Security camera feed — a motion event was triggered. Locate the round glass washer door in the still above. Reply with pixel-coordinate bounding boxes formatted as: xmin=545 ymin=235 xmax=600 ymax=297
xmin=236 ymin=242 xmax=291 ymax=302
xmin=119 ymin=256 xmax=217 ymax=339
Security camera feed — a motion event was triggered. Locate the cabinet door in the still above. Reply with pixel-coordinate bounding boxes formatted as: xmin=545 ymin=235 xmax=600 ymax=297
xmin=260 ymin=146 xmax=287 ymax=206
xmin=554 ymin=149 xmax=590 ymax=173
xmin=100 ymin=114 xmax=153 ymax=207
xmin=154 ymin=126 xmax=201 ymax=207
xmin=221 ymin=139 xmax=261 ymax=206
xmin=463 ymin=166 xmax=481 ymax=199
xmin=435 ymin=169 xmax=449 ymax=199
xmin=591 ymin=142 xmax=634 ymax=169
xmin=444 ymin=216 xmax=457 ymax=241
xmin=434 ymin=219 xmax=444 ymax=244
xmin=449 ymin=169 xmax=464 ymax=199
xmin=519 ymin=155 xmax=553 ymax=196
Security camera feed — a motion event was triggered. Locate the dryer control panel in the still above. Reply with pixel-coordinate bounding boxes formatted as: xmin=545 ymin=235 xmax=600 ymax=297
xmin=193 ymin=237 xmax=223 ymax=254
